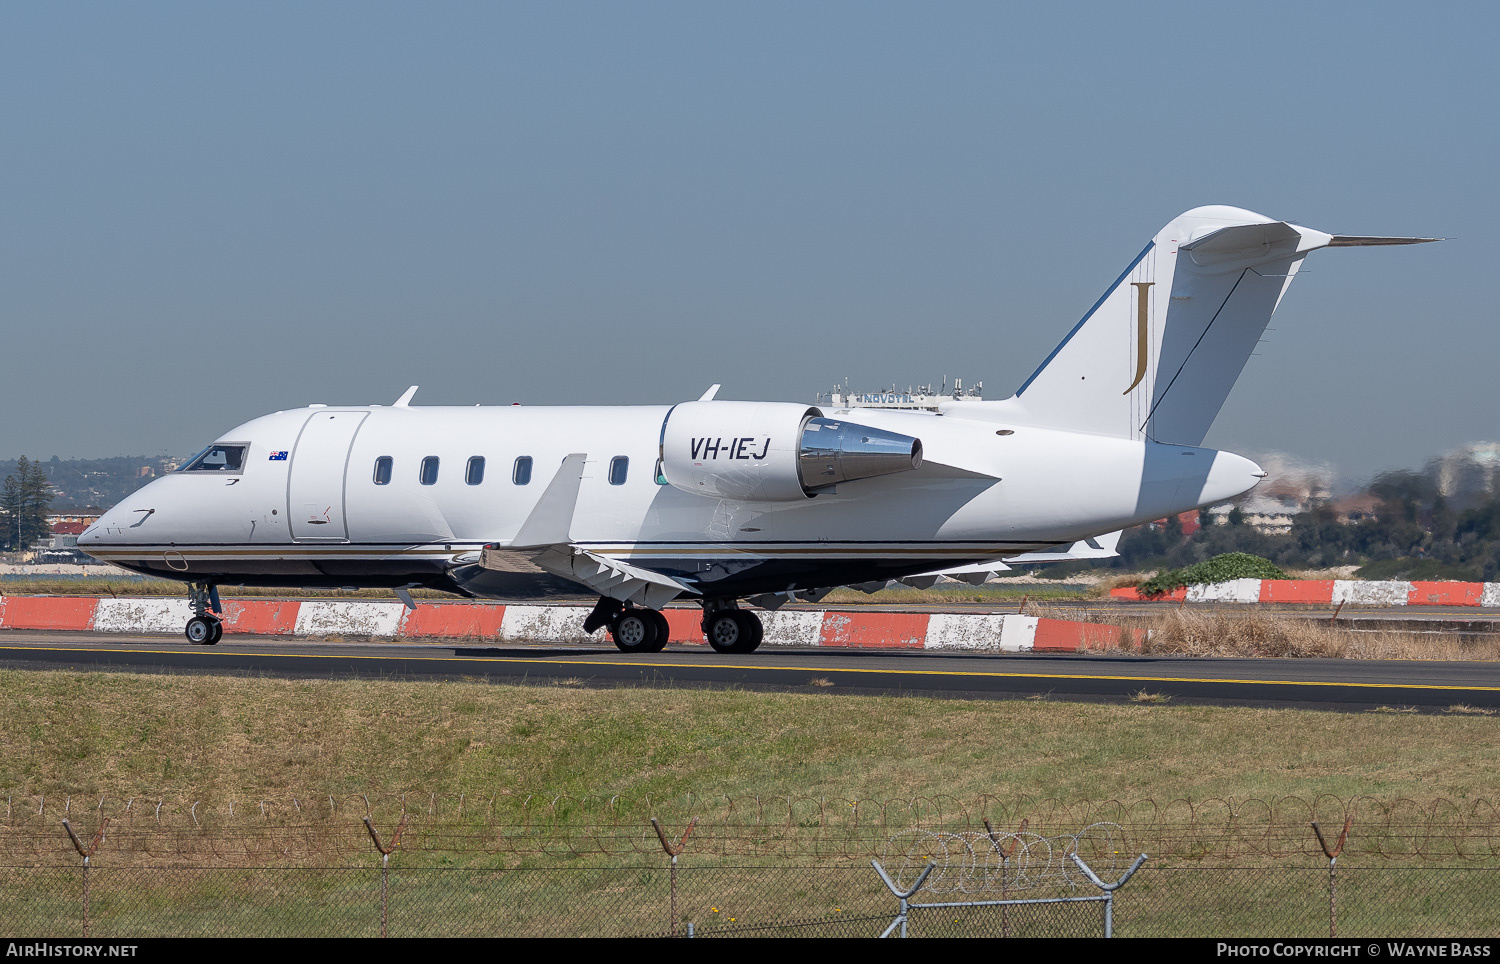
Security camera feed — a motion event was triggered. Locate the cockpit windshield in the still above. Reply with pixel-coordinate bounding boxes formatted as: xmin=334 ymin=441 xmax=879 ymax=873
xmin=179 ymin=443 xmax=248 ymax=474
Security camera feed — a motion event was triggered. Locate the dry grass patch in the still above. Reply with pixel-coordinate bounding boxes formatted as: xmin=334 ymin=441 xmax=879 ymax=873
xmin=1127 ymin=689 xmax=1173 ymax=704
xmin=1109 ymin=609 xmax=1500 ymax=661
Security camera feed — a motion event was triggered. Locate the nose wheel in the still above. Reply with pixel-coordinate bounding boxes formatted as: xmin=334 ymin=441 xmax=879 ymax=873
xmin=185 ymin=582 xmax=223 ymax=645
xmin=185 ymin=615 xmax=223 ymax=646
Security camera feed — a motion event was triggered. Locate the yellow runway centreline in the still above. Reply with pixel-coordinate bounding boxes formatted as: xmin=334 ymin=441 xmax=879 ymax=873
xmin=4 ymin=644 xmax=1499 ymax=694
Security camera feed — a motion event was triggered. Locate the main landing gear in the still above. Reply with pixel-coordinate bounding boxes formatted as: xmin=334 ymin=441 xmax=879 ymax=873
xmin=701 ymin=601 xmax=763 ymax=655
xmin=583 ymin=597 xmax=764 ymax=654
xmin=184 ymin=582 xmax=223 ymax=646
xmin=584 ymin=597 xmax=669 ymax=654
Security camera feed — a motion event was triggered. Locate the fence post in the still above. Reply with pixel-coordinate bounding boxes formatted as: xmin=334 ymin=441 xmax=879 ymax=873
xmin=650 ymin=817 xmax=697 ymax=937
xmin=871 ymin=858 xmax=936 ymax=937
xmin=61 ymin=818 xmax=108 ymax=938
xmin=364 ymin=814 xmax=407 ymax=938
xmin=1311 ymin=818 xmax=1352 ymax=938
xmin=983 ymin=816 xmax=1027 ymax=938
xmin=1069 ymin=851 xmax=1148 ymax=938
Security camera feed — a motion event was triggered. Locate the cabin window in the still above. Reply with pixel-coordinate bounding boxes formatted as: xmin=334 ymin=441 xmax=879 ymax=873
xmin=466 ymin=456 xmax=485 ymax=485
xmin=420 ymin=456 xmax=440 ymax=485
xmin=609 ymin=456 xmax=629 ymax=485
xmin=180 ymin=443 xmax=248 ymax=474
xmin=512 ymin=456 xmax=533 ymax=485
xmin=373 ymin=457 xmax=393 ymax=485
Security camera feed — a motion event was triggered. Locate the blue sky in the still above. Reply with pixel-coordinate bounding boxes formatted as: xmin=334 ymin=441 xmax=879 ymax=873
xmin=2 ymin=2 xmax=1493 ymax=483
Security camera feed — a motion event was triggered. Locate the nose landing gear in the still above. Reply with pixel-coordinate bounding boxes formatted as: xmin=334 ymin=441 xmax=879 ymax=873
xmin=185 ymin=583 xmax=223 ymax=646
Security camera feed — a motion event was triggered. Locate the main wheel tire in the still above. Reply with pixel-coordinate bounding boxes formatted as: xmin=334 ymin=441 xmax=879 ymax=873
xmin=205 ymin=619 xmax=223 ymax=646
xmin=185 ymin=616 xmax=217 ymax=645
xmin=739 ymin=610 xmax=764 ymax=653
xmin=609 ymin=611 xmax=659 ymax=653
xmin=706 ymin=611 xmax=757 ymax=654
xmin=644 ymin=609 xmax=670 ymax=652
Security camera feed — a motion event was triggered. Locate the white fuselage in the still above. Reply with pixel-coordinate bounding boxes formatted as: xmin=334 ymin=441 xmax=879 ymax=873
xmin=80 ymin=402 xmax=1262 ymax=600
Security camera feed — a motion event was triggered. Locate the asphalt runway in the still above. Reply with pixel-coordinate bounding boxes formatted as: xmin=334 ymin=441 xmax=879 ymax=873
xmin=3 ymin=631 xmax=1499 ymax=713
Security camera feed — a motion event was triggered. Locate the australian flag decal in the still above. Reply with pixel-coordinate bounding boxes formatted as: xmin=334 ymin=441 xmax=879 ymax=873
xmin=269 ymin=451 xmax=288 ymax=461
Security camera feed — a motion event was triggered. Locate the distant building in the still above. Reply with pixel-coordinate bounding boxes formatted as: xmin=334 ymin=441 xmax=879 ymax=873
xmin=818 ymin=377 xmax=985 ymax=412
xmin=47 ymin=520 xmax=89 ymax=550
xmin=1205 ymin=500 xmax=1298 ymax=533
xmin=48 ymin=512 xmax=101 ymax=526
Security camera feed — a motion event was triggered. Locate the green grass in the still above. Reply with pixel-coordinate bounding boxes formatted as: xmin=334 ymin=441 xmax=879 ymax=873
xmin=3 ymin=670 xmax=1498 ymax=810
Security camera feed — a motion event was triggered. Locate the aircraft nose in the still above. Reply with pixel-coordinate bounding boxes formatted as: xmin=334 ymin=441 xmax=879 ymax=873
xmin=81 ymin=503 xmax=137 ymax=543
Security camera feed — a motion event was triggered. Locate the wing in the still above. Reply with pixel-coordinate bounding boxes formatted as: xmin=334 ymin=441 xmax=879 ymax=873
xmin=479 ymin=452 xmax=691 ymax=608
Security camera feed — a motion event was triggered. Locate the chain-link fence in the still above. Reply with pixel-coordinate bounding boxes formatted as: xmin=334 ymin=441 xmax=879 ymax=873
xmin=8 ymin=797 xmax=1500 ymax=937
xmin=6 ymin=861 xmax=1500 ymax=938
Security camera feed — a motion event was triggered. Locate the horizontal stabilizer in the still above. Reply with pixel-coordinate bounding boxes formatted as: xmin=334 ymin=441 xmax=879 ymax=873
xmin=1327 ymin=236 xmax=1443 ymax=247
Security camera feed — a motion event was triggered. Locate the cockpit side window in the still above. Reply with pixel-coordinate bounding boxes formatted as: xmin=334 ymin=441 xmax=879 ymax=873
xmin=180 ymin=443 xmax=249 ymax=474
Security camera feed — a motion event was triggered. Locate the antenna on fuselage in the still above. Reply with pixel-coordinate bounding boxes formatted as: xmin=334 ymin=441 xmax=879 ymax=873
xmin=393 ymin=386 xmax=419 ymax=407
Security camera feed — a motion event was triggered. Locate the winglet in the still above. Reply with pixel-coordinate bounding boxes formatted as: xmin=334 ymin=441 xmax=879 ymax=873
xmin=393 ymin=386 xmax=419 ymax=407
xmin=509 ymin=453 xmax=588 ymax=547
xmin=698 ymin=384 xmax=722 ymax=401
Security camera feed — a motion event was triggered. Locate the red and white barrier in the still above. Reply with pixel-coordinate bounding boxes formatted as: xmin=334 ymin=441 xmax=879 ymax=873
xmin=1111 ymin=579 xmax=1500 ymax=606
xmin=0 ymin=595 xmax=1136 ymax=653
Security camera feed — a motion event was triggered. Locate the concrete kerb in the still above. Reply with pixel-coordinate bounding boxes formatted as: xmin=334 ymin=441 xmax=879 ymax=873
xmin=0 ymin=596 xmax=1118 ymax=653
xmin=1115 ymin=578 xmax=1500 ymax=607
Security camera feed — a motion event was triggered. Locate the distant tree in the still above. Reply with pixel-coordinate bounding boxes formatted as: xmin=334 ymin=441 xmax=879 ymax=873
xmin=1227 ymin=505 xmax=1245 ymax=527
xmin=1 ymin=457 xmax=54 ymax=550
xmin=0 ymin=470 xmax=21 ymax=551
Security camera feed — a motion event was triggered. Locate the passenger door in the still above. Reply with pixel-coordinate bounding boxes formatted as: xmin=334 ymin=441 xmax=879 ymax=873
xmin=287 ymin=410 xmax=369 ymax=542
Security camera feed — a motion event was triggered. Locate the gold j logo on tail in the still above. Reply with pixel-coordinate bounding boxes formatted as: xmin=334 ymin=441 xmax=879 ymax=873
xmin=1123 ymin=282 xmax=1152 ymax=394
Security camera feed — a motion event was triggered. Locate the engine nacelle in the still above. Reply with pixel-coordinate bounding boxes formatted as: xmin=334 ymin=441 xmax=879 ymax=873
xmin=659 ymin=401 xmax=923 ymax=501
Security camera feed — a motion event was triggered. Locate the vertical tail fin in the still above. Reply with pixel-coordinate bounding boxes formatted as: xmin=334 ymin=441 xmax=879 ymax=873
xmin=999 ymin=206 xmax=1343 ymax=445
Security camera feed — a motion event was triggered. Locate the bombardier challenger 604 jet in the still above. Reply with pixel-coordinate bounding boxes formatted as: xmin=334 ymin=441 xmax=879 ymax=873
xmin=80 ymin=206 xmax=1436 ymax=651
